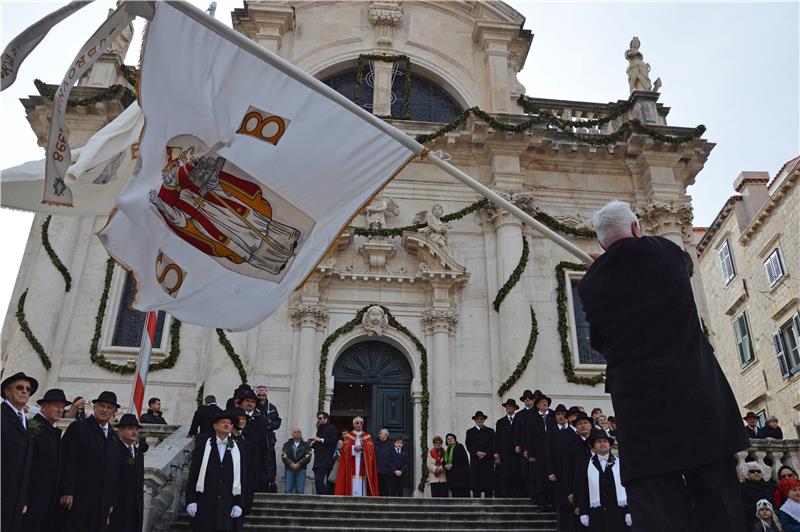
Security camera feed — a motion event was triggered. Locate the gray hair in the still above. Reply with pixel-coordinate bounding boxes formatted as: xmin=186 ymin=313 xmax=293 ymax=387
xmin=352 ymin=416 xmax=364 ymax=424
xmin=379 ymin=428 xmax=390 ymax=437
xmin=204 ymin=395 xmax=216 ymax=405
xmin=591 ymin=200 xmax=639 ymax=249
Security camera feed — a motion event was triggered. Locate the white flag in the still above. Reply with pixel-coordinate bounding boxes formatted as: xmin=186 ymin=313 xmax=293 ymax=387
xmin=98 ymin=2 xmax=421 ymax=331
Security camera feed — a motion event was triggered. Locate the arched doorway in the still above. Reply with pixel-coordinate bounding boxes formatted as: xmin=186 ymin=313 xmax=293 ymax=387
xmin=331 ymin=340 xmax=414 ymax=487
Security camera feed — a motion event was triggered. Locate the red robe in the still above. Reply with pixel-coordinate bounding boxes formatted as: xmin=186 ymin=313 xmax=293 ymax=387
xmin=334 ymin=431 xmax=379 ymax=496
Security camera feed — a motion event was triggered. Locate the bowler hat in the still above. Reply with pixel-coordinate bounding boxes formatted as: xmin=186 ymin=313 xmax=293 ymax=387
xmin=519 ymin=389 xmax=535 ymax=401
xmin=472 ymin=410 xmax=488 ymax=421
xmin=37 ymin=388 xmax=72 ymax=406
xmin=501 ymin=399 xmax=519 ymax=410
xmin=554 ymin=403 xmax=567 ymax=413
xmin=743 ymin=412 xmax=758 ymax=420
xmin=213 ymin=410 xmax=239 ymax=425
xmin=117 ymin=413 xmax=142 ymax=428
xmin=587 ymin=428 xmax=615 ymax=447
xmin=92 ymin=391 xmax=121 ymax=409
xmin=1 ymin=371 xmax=38 ymax=399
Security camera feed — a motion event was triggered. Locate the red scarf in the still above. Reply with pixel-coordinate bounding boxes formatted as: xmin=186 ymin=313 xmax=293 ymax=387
xmin=430 ymin=447 xmax=444 ymax=467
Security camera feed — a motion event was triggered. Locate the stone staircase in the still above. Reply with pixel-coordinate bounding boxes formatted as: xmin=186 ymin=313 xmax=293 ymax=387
xmin=171 ymin=493 xmax=558 ymax=531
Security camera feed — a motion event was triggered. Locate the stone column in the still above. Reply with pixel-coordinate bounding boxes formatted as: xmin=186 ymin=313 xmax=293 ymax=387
xmin=494 ymin=211 xmax=525 ymax=381
xmin=423 ymin=309 xmax=458 ymax=437
xmin=289 ymin=303 xmax=328 ymax=436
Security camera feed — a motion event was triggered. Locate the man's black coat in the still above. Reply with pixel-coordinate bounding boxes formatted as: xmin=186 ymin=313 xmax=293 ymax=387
xmin=188 ymin=404 xmax=223 ymax=437
xmin=577 ymin=236 xmax=749 ymax=483
xmin=546 ymin=425 xmax=581 ymax=508
xmin=745 ymin=426 xmax=760 ymax=439
xmin=59 ymin=415 xmax=120 ymax=532
xmin=574 ymin=455 xmax=628 ymax=532
xmin=494 ymin=414 xmax=522 ymax=480
xmin=1 ymin=402 xmax=32 ymax=532
xmin=108 ymin=441 xmax=145 ymax=532
xmin=312 ymin=422 xmax=338 ymax=470
xmin=22 ymin=414 xmax=61 ymax=532
xmin=524 ymin=409 xmax=556 ymax=493
xmin=375 ymin=438 xmax=394 ymax=476
xmin=139 ymin=409 xmax=167 ymax=425
xmin=260 ymin=402 xmax=281 ymax=484
xmin=185 ymin=436 xmax=244 ymax=531
xmin=242 ymin=411 xmax=269 ymax=489
xmin=465 ymin=426 xmax=495 ymax=491
xmin=231 ymin=433 xmax=254 ymax=514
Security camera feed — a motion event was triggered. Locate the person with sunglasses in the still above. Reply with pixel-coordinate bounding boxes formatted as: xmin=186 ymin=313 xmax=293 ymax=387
xmin=1 ymin=371 xmax=38 ymax=532
xmin=311 ymin=411 xmax=338 ymax=495
xmin=742 ymin=464 xmax=774 ymax=528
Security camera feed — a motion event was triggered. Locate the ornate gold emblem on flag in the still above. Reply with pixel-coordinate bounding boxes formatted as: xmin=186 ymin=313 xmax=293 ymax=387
xmin=236 ymin=105 xmax=289 ymax=146
xmin=155 ymin=250 xmax=185 ymax=297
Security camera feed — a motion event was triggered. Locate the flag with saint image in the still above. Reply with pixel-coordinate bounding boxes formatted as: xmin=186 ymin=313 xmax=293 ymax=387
xmin=98 ymin=1 xmax=421 ymax=331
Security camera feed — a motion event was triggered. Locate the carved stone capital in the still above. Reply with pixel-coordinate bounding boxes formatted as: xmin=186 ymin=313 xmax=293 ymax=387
xmin=479 ymin=190 xmax=540 ymax=229
xmin=636 ymin=198 xmax=694 ymax=239
xmin=368 ymin=1 xmax=403 ymax=47
xmin=290 ymin=304 xmax=329 ymax=331
xmin=422 ymin=309 xmax=458 ymax=336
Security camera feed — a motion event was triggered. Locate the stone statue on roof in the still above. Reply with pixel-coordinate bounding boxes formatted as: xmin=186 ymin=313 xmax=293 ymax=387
xmin=625 ymin=36 xmax=653 ymax=93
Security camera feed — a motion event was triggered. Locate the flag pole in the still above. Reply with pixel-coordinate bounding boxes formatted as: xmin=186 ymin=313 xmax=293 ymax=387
xmin=426 ymin=153 xmax=594 ymax=265
xmin=129 ymin=311 xmax=158 ymax=416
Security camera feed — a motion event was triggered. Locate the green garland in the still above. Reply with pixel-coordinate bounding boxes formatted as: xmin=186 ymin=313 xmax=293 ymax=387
xmin=555 ymin=261 xmax=605 ymax=386
xmin=518 ymin=95 xmax=633 ymax=129
xmin=493 ymin=234 xmax=529 ymax=312
xmin=122 ymin=65 xmax=137 ymax=90
xmin=318 ymin=305 xmax=430 ymax=491
xmin=216 ymin=329 xmax=247 ymax=384
xmin=533 ymin=211 xmax=596 ymax=239
xmin=90 ymin=257 xmax=182 ymax=374
xmin=34 ymin=78 xmax=135 ymax=107
xmin=15 ymin=289 xmax=52 ymax=370
xmin=685 ymin=250 xmax=694 ymax=277
xmin=41 ymin=215 xmax=72 ymax=292
xmin=350 ymin=198 xmax=490 ymax=238
xmin=196 ymin=382 xmax=205 ymax=407
xmin=354 ymin=54 xmax=412 ymax=119
xmin=701 ymin=318 xmax=710 ymax=339
xmin=497 ymin=306 xmax=538 ymax=397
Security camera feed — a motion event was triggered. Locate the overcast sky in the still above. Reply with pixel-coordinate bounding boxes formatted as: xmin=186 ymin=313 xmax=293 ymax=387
xmin=0 ymin=1 xmax=797 ymax=319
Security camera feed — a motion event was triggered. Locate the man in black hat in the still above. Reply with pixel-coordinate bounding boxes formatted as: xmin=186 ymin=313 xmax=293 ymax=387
xmin=238 ymin=389 xmax=270 ymax=493
xmin=578 ymin=200 xmax=748 ymax=532
xmin=311 ymin=411 xmax=338 ymax=495
xmin=139 ymin=397 xmax=168 ymax=425
xmin=514 ymin=389 xmax=536 ymax=497
xmin=524 ymin=393 xmax=556 ymax=509
xmin=229 ymin=407 xmax=254 ymax=516
xmin=108 ymin=414 xmax=145 ymax=532
xmin=495 ymin=399 xmax=523 ymax=498
xmin=23 ymin=388 xmax=70 ymax=532
xmin=257 ymin=388 xmax=282 ymax=493
xmin=59 ymin=390 xmax=121 ymax=532
xmin=1 ymin=371 xmax=37 ymax=532
xmin=185 ymin=411 xmax=244 ymax=531
xmin=574 ymin=429 xmax=630 ymax=531
xmin=743 ymin=412 xmax=762 ymax=439
xmin=189 ymin=395 xmax=223 ymax=437
xmin=466 ymin=411 xmax=495 ymax=498
xmin=548 ymin=407 xmax=585 ymax=532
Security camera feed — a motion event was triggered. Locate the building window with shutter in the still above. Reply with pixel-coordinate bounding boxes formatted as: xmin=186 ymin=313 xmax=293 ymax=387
xmin=111 ymin=271 xmax=167 ymax=349
xmin=732 ymin=312 xmax=755 ymax=367
xmin=764 ymin=249 xmax=785 ymax=287
xmin=774 ymin=314 xmax=800 ymax=378
xmin=755 ymin=409 xmax=767 ymax=429
xmin=717 ymin=240 xmax=736 ymax=285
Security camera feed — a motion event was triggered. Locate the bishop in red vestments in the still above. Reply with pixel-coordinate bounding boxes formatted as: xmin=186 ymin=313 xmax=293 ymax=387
xmin=334 ymin=417 xmax=379 ymax=496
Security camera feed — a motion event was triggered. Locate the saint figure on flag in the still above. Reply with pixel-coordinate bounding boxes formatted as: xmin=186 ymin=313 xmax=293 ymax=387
xmin=148 ymin=135 xmax=314 ymax=282
xmin=334 ymin=417 xmax=379 ymax=496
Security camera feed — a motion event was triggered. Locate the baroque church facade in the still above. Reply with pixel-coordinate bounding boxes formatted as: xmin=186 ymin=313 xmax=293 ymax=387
xmin=1 ymin=1 xmax=714 ymax=492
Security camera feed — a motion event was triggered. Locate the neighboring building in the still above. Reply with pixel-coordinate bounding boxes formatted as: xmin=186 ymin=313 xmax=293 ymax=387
xmin=1 ymin=1 xmax=714 ymax=491
xmin=696 ymin=157 xmax=800 ymax=435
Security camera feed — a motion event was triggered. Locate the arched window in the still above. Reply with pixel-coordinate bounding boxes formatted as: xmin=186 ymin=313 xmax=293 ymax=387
xmin=322 ymin=68 xmax=462 ymax=123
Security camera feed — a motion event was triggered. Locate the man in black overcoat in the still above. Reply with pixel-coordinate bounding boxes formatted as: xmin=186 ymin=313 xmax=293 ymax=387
xmin=465 ymin=411 xmax=495 ymax=498
xmin=574 ymin=430 xmax=630 ymax=532
xmin=547 ymin=404 xmax=578 ymax=531
xmin=108 ymin=414 xmax=145 ymax=532
xmin=239 ymin=390 xmax=269 ymax=492
xmin=23 ymin=388 xmax=70 ymax=532
xmin=525 ymin=393 xmax=557 ymax=508
xmin=513 ymin=389 xmax=537 ymax=496
xmin=743 ymin=412 xmax=761 ymax=439
xmin=1 ymin=372 xmax=37 ymax=532
xmin=229 ymin=408 xmax=254 ymax=516
xmin=59 ymin=390 xmax=121 ymax=532
xmin=577 ymin=200 xmax=749 ymax=532
xmin=259 ymin=390 xmax=282 ymax=492
xmin=494 ymin=399 xmax=522 ymax=498
xmin=186 ymin=411 xmax=244 ymax=531
xmin=311 ymin=411 xmax=338 ymax=495
xmin=189 ymin=395 xmax=223 ymax=437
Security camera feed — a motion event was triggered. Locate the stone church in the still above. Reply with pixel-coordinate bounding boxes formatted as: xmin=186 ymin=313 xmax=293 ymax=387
xmin=1 ymin=1 xmax=714 ymax=492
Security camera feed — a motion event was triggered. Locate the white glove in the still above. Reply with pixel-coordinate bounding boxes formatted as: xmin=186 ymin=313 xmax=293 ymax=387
xmin=580 ymin=515 xmax=589 ymax=527
xmin=186 ymin=503 xmax=197 ymax=517
xmin=625 ymin=513 xmax=632 ymax=527
xmin=230 ymin=505 xmax=243 ymax=518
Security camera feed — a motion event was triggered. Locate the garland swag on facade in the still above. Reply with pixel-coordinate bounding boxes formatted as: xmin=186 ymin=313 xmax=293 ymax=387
xmin=496 ymin=306 xmax=538 ymax=397
xmin=90 ymin=257 xmax=182 ymax=374
xmin=318 ymin=304 xmax=430 ymax=492
xmin=16 ymin=289 xmax=52 ymax=370
xmin=42 ymin=215 xmax=72 ymax=292
xmin=555 ymin=261 xmax=605 ymax=386
xmin=216 ymin=329 xmax=247 ymax=384
xmin=34 ymin=78 xmax=135 ymax=108
xmin=196 ymin=382 xmax=205 ymax=407
xmin=493 ymin=234 xmax=530 ymax=312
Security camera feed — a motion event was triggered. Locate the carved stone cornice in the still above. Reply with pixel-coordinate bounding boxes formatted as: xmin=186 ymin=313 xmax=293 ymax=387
xmin=289 ymin=303 xmax=329 ymax=331
xmin=636 ymin=197 xmax=694 ymax=240
xmin=422 ymin=309 xmax=458 ymax=336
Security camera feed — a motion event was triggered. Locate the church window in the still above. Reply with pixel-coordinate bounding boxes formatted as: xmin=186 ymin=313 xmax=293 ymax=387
xmin=569 ymin=278 xmax=606 ymax=365
xmin=110 ymin=271 xmax=167 ymax=349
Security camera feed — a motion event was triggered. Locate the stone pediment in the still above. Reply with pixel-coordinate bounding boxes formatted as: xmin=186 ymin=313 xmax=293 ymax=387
xmin=402 ymin=231 xmax=467 ymax=278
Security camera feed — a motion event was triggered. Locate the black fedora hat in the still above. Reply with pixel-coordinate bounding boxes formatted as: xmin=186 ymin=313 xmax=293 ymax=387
xmin=472 ymin=410 xmax=488 ymax=421
xmin=572 ymin=412 xmax=593 ymax=426
xmin=117 ymin=413 xmax=142 ymax=428
xmin=239 ymin=389 xmax=258 ymax=402
xmin=566 ymin=406 xmax=583 ymax=418
xmin=213 ymin=410 xmax=239 ymax=425
xmin=554 ymin=403 xmax=567 ymax=413
xmin=519 ymin=389 xmax=535 ymax=401
xmin=1 ymin=371 xmax=39 ymax=399
xmin=501 ymin=398 xmax=520 ymax=410
xmin=587 ymin=428 xmax=614 ymax=447
xmin=607 ymin=416 xmax=616 ymax=423
xmin=92 ymin=391 xmax=121 ymax=409
xmin=535 ymin=394 xmax=552 ymax=407
xmin=743 ymin=412 xmax=758 ymax=420
xmin=37 ymin=388 xmax=72 ymax=406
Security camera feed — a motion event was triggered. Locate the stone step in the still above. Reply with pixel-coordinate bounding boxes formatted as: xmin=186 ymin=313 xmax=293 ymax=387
xmin=248 ymin=506 xmax=548 ymax=517
xmin=252 ymin=494 xmax=536 ymax=506
xmin=248 ymin=499 xmax=544 ymax=513
xmin=211 ymin=511 xmax=554 ymax=523
xmin=172 ymin=524 xmax=555 ymax=532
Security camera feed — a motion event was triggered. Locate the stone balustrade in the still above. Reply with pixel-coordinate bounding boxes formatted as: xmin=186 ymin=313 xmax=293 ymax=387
xmin=736 ymin=438 xmax=800 ymax=481
xmin=144 ymin=424 xmax=194 ymax=531
xmin=524 ymin=97 xmax=616 ymax=135
xmin=55 ymin=418 xmax=180 ymax=449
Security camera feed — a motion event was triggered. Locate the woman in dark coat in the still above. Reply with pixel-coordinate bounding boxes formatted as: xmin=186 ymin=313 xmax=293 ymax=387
xmin=443 ymin=433 xmax=470 ymax=497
